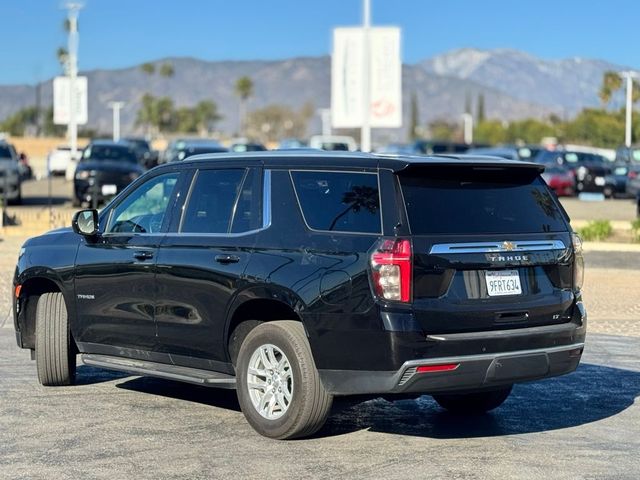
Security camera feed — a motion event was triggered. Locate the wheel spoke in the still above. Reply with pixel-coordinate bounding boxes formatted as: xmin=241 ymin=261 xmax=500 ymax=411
xmin=247 ymin=381 xmax=267 ymax=392
xmin=248 ymin=367 xmax=267 ymax=378
xmin=259 ymin=347 xmax=272 ymax=370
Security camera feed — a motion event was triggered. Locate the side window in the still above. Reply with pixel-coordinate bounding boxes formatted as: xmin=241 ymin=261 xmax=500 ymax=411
xmin=181 ymin=169 xmax=246 ymax=234
xmin=290 ymin=171 xmax=381 ymax=234
xmin=231 ymin=168 xmax=263 ymax=233
xmin=107 ymin=172 xmax=179 ymax=234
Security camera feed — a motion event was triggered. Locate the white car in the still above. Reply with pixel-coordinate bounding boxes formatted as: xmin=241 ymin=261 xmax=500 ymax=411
xmin=308 ymin=135 xmax=357 ymax=152
xmin=47 ymin=146 xmax=73 ymax=176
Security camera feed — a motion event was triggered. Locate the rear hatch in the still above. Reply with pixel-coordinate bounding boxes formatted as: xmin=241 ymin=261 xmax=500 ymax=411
xmin=398 ymin=164 xmax=575 ymax=334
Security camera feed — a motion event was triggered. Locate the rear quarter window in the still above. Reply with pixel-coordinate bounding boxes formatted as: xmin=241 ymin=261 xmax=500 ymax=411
xmin=400 ymin=168 xmax=567 ymax=235
xmin=291 ymin=171 xmax=381 ymax=234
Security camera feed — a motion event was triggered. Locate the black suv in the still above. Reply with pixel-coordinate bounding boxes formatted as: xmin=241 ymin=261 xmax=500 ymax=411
xmin=13 ymin=152 xmax=586 ymax=439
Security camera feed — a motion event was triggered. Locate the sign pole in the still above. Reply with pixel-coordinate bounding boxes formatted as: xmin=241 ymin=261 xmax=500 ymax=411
xmin=361 ymin=0 xmax=372 ymax=152
xmin=66 ymin=3 xmax=82 ymax=160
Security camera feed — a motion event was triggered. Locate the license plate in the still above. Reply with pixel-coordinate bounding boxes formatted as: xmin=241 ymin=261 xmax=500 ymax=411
xmin=101 ymin=184 xmax=117 ymax=196
xmin=485 ymin=270 xmax=522 ymax=297
xmin=595 ymin=176 xmax=605 ymax=186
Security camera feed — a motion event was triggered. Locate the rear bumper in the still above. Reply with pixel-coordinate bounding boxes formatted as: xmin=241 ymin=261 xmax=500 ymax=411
xmin=318 ymin=300 xmax=586 ymax=395
xmin=319 ymin=341 xmax=583 ymax=395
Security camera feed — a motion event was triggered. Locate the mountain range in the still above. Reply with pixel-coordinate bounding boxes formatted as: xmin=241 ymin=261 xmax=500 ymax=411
xmin=0 ymin=48 xmax=629 ymax=140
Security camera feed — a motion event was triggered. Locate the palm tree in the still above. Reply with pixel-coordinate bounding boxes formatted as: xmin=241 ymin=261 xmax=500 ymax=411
xmin=599 ymin=71 xmax=623 ymax=106
xmin=159 ymin=63 xmax=175 ymax=78
xmin=235 ymin=76 xmax=254 ymax=136
xmin=140 ymin=62 xmax=155 ymax=75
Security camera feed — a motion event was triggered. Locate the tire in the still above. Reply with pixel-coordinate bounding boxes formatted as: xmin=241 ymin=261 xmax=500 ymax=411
xmin=236 ymin=321 xmax=333 ymax=439
xmin=35 ymin=292 xmax=76 ymax=386
xmin=433 ymin=385 xmax=512 ymax=414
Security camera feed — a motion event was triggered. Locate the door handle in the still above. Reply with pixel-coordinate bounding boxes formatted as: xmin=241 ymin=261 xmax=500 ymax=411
xmin=215 ymin=254 xmax=240 ymax=264
xmin=133 ymin=250 xmax=154 ymax=260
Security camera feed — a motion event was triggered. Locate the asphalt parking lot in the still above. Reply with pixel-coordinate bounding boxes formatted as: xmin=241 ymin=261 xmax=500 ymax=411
xmin=1 ymin=235 xmax=639 ymax=479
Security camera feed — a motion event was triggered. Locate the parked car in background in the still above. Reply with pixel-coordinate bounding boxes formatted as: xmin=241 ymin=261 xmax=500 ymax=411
xmin=603 ymin=163 xmax=634 ymax=198
xmin=375 ymin=143 xmax=419 ymax=155
xmin=0 ymin=140 xmax=22 ymax=204
xmin=308 ymin=135 xmax=357 ymax=151
xmin=412 ymin=140 xmax=472 ymax=155
xmin=230 ymin=141 xmax=267 ymax=153
xmin=534 ymin=150 xmax=611 ymax=194
xmin=122 ymin=137 xmax=159 ymax=169
xmin=170 ymin=141 xmax=228 ymax=162
xmin=47 ymin=146 xmax=74 ymax=176
xmin=162 ymin=139 xmax=228 ymax=163
xmin=541 ymin=165 xmax=576 ymax=196
xmin=73 ymin=140 xmax=144 ymax=207
xmin=465 ymin=145 xmax=543 ymax=161
xmin=615 ymin=145 xmax=640 ymax=163
xmin=465 ymin=147 xmax=521 ymax=160
xmin=277 ymin=138 xmax=307 ymax=149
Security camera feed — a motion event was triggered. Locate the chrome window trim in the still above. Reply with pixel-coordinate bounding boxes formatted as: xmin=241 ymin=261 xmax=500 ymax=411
xmin=429 ymin=240 xmax=567 ymax=255
xmin=288 ymin=169 xmax=383 ymax=236
xmin=168 ymin=167 xmax=271 ymax=238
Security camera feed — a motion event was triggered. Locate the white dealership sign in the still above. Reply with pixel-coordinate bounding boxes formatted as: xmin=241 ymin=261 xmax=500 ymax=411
xmin=331 ymin=26 xmax=402 ymax=129
xmin=53 ymin=76 xmax=88 ymax=125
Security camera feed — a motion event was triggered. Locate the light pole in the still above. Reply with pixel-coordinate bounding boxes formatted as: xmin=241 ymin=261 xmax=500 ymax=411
xmin=462 ymin=113 xmax=473 ymax=145
xmin=108 ymin=101 xmax=125 ymax=141
xmin=65 ymin=3 xmax=82 ymax=160
xmin=360 ymin=0 xmax=371 ymax=152
xmin=620 ymin=71 xmax=638 ymax=148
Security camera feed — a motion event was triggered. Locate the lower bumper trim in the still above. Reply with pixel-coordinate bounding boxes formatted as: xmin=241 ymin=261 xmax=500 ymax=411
xmin=319 ymin=342 xmax=584 ymax=396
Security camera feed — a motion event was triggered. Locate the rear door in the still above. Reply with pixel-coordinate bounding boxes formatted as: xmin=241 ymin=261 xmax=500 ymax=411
xmin=154 ymin=165 xmax=265 ymax=369
xmin=398 ymin=165 xmax=574 ymax=334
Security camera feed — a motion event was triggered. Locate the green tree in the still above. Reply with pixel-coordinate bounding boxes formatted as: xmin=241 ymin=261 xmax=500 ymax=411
xmin=140 ymin=62 xmax=155 ymax=75
xmin=409 ymin=92 xmax=419 ymax=141
xmin=159 ymin=63 xmax=175 ymax=78
xmin=428 ymin=120 xmax=458 ymax=141
xmin=194 ymin=100 xmax=222 ymax=135
xmin=474 ymin=120 xmax=507 ymax=145
xmin=476 ymin=93 xmax=486 ymax=122
xmin=235 ymin=76 xmax=254 ymax=135
xmin=0 ymin=106 xmax=39 ymax=136
xmin=245 ymin=103 xmax=313 ymax=143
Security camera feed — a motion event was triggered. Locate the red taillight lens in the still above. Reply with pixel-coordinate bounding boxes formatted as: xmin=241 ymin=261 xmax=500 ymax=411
xmin=416 ymin=363 xmax=459 ymax=373
xmin=370 ymin=238 xmax=412 ymax=302
xmin=629 ymin=170 xmax=638 ymax=179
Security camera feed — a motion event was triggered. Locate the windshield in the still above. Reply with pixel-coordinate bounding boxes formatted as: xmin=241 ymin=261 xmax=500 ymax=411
xmin=82 ymin=145 xmax=137 ymax=163
xmin=0 ymin=145 xmax=13 ymax=159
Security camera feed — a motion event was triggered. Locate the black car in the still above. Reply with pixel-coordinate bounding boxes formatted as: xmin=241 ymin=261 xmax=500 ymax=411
xmin=73 ymin=141 xmax=145 ymax=207
xmin=604 ymin=163 xmax=634 ymax=198
xmin=121 ymin=137 xmax=158 ymax=169
xmin=14 ymin=152 xmax=586 ymax=439
xmin=163 ymin=139 xmax=228 ymax=163
xmin=534 ymin=150 xmax=611 ymax=194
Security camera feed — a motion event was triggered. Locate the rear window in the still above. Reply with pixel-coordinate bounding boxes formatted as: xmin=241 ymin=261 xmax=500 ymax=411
xmin=399 ymin=168 xmax=567 ymax=235
xmin=291 ymin=171 xmax=381 ymax=234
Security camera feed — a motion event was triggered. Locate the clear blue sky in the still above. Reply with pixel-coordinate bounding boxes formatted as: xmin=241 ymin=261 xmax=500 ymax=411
xmin=1 ymin=0 xmax=637 ymax=85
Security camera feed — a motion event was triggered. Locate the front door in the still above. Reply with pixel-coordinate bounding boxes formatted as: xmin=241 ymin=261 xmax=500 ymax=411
xmin=74 ymin=171 xmax=181 ymax=355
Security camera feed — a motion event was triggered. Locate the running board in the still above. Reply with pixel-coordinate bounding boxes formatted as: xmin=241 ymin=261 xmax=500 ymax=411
xmin=81 ymin=354 xmax=236 ymax=389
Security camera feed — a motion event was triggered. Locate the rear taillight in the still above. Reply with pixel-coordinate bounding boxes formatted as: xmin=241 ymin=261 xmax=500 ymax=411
xmin=572 ymin=232 xmax=584 ymax=291
xmin=370 ymin=238 xmax=412 ymax=302
xmin=629 ymin=170 xmax=638 ymax=179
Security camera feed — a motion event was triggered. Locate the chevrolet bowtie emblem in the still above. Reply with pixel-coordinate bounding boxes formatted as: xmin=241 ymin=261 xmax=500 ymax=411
xmin=502 ymin=241 xmax=516 ymax=251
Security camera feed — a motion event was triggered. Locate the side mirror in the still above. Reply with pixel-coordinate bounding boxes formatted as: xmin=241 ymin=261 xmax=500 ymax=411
xmin=72 ymin=209 xmax=99 ymax=236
